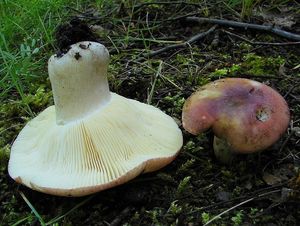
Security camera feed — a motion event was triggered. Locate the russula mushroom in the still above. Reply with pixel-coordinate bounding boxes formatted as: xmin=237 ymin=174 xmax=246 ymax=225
xmin=8 ymin=41 xmax=183 ymax=196
xmin=182 ymin=78 xmax=290 ymax=164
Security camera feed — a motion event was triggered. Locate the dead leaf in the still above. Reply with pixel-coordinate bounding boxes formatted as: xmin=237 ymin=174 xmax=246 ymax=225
xmin=278 ymin=64 xmax=286 ymax=77
xmin=263 ymin=164 xmax=294 ymax=185
xmin=254 ymin=7 xmax=296 ymax=29
xmin=272 ymin=15 xmax=296 ymax=28
xmin=263 ymin=172 xmax=282 ymax=185
xmin=292 ymin=127 xmax=300 ymax=138
xmin=216 ymin=191 xmax=232 ymax=201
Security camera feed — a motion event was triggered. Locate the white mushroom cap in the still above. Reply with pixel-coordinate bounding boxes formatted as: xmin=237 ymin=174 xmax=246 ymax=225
xmin=8 ymin=41 xmax=183 ymax=197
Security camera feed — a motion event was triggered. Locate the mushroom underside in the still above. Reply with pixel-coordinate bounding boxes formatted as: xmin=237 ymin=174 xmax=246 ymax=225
xmin=8 ymin=93 xmax=182 ymax=196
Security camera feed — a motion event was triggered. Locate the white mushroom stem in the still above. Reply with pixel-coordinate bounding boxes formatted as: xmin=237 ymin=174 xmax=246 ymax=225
xmin=213 ymin=136 xmax=235 ymax=165
xmin=48 ymin=42 xmax=111 ymax=125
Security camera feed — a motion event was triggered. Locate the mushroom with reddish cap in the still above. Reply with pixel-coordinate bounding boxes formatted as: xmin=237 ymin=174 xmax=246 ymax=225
xmin=8 ymin=41 xmax=183 ymax=196
xmin=182 ymin=78 xmax=290 ymax=164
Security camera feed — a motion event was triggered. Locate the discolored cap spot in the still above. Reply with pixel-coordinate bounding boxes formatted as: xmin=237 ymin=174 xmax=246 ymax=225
xmin=256 ymin=107 xmax=271 ymax=122
xmin=15 ymin=176 xmax=22 ymax=183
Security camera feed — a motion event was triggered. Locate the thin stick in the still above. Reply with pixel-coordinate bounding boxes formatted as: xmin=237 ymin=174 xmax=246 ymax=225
xmin=284 ymin=83 xmax=299 ymax=98
xmin=203 ymin=197 xmax=254 ymax=226
xmin=189 ymin=182 xmax=287 ymax=214
xmin=185 ymin=17 xmax=300 ymax=41
xmin=289 ymin=93 xmax=300 ymax=102
xmin=203 ymin=189 xmax=282 ymax=226
xmin=147 ymin=61 xmax=163 ymax=104
xmin=142 ymin=25 xmax=217 ymax=59
xmin=224 ymin=30 xmax=300 ymax=46
xmin=133 ymin=1 xmax=203 ymax=10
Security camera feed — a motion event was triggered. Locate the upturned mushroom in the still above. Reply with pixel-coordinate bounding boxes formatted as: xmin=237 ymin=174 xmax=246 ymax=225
xmin=182 ymin=78 xmax=290 ymax=164
xmin=8 ymin=41 xmax=183 ymax=196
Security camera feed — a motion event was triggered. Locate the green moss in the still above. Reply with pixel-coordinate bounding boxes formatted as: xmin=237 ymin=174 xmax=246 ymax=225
xmin=210 ymin=53 xmax=285 ymax=78
xmin=184 ymin=141 xmax=196 ymax=151
xmin=176 ymin=176 xmax=192 ymax=196
xmin=231 ymin=210 xmax=244 ymax=226
xmin=163 ymin=94 xmax=185 ymax=115
xmin=212 ymin=68 xmax=229 ymax=77
xmin=146 ymin=208 xmax=164 ymax=226
xmin=176 ymin=54 xmax=195 ymax=66
xmin=167 ymin=201 xmax=183 ymax=216
xmin=177 ymin=159 xmax=196 ymax=175
xmin=201 ymin=212 xmax=212 ymax=224
xmin=242 ymin=53 xmax=285 ymax=75
xmin=0 ymin=86 xmax=52 ymax=150
xmin=22 ymin=86 xmax=53 ymax=111
xmin=0 ymin=145 xmax=10 ymax=169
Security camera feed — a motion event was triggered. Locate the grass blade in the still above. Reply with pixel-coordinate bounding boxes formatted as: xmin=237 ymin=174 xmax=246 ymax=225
xmin=45 ymin=195 xmax=94 ymax=225
xmin=19 ymin=191 xmax=46 ymax=226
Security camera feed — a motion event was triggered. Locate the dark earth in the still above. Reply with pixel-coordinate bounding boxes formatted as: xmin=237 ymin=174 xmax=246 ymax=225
xmin=1 ymin=1 xmax=300 ymax=225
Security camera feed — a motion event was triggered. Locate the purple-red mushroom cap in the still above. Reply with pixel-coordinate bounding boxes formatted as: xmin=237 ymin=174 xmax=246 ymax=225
xmin=182 ymin=78 xmax=290 ymax=154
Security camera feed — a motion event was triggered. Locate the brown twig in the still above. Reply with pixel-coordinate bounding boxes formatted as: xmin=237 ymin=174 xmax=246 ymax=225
xmin=185 ymin=17 xmax=300 ymax=41
xmin=189 ymin=182 xmax=288 ymax=213
xmin=223 ymin=30 xmax=300 ymax=46
xmin=203 ymin=189 xmax=283 ymax=226
xmin=162 ymin=12 xmax=201 ymax=22
xmin=133 ymin=1 xmax=203 ymax=10
xmin=289 ymin=94 xmax=300 ymax=102
xmin=140 ymin=25 xmax=217 ymax=59
xmin=284 ymin=84 xmax=299 ymax=98
xmin=279 ymin=130 xmax=294 ymax=153
xmin=203 ymin=197 xmax=255 ymax=226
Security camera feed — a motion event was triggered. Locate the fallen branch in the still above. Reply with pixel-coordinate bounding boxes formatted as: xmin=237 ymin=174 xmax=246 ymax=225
xmin=185 ymin=17 xmax=300 ymax=41
xmin=141 ymin=25 xmax=217 ymax=59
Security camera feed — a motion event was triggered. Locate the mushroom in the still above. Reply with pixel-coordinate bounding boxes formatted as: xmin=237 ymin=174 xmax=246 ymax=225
xmin=8 ymin=41 xmax=183 ymax=196
xmin=182 ymin=78 xmax=290 ymax=164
